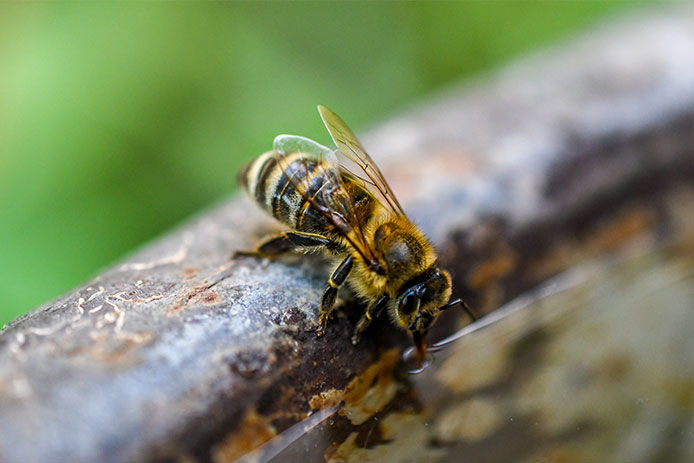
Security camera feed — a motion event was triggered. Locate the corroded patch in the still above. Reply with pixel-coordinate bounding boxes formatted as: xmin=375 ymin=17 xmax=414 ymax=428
xmin=309 ymin=349 xmax=400 ymax=426
xmin=467 ymin=251 xmax=518 ymax=290
xmin=166 ymin=285 xmax=225 ymax=315
xmin=326 ymin=412 xmax=442 ymax=463
xmin=212 ymin=409 xmax=277 ymax=463
xmin=587 ymin=206 xmax=655 ymax=254
xmin=183 ymin=266 xmax=201 ymax=279
xmin=309 ymin=388 xmax=344 ymax=411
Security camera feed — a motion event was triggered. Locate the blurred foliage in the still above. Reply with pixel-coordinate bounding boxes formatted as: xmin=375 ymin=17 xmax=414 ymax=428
xmin=0 ymin=2 xmax=646 ymax=325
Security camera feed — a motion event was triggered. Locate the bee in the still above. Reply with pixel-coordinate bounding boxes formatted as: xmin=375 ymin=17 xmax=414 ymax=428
xmin=236 ymin=106 xmax=473 ymax=364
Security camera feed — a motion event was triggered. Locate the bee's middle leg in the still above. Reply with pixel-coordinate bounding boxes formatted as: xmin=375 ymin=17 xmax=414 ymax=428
xmin=317 ymin=255 xmax=354 ymax=336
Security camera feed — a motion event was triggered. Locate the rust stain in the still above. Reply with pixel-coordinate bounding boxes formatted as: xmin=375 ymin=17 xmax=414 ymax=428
xmin=309 ymin=388 xmax=344 ymax=411
xmin=200 ymin=289 xmax=223 ymax=305
xmin=212 ymin=408 xmax=277 ymax=463
xmin=308 ymin=349 xmax=400 ymax=426
xmin=164 ymin=305 xmax=184 ymax=316
xmin=182 ymin=266 xmax=201 ymax=278
xmin=521 ymin=206 xmax=654 ymax=286
xmin=588 ymin=206 xmax=654 ymax=253
xmin=467 ymin=251 xmax=517 ymax=290
xmin=323 ymin=441 xmax=341 ymax=462
xmin=328 ymin=412 xmax=442 ymax=463
xmin=524 ymin=242 xmax=578 ymax=284
xmin=165 ymin=286 xmax=224 ymax=315
xmin=342 ymin=349 xmax=399 ymax=405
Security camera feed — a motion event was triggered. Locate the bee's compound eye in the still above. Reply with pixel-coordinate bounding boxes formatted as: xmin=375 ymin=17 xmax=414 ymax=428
xmin=400 ymin=293 xmax=418 ymax=315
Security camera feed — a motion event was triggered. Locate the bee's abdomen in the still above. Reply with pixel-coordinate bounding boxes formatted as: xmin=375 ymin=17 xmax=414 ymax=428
xmin=240 ymin=152 xmax=334 ymax=233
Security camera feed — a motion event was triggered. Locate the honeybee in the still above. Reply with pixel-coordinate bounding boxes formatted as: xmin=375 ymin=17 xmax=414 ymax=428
xmin=236 ymin=106 xmax=472 ymax=364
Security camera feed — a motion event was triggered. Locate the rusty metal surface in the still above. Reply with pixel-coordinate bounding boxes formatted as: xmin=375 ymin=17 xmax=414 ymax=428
xmin=244 ymin=236 xmax=694 ymax=463
xmin=1 ymin=7 xmax=694 ymax=463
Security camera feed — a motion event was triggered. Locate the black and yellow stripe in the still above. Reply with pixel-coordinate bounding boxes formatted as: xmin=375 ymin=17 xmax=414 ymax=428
xmin=239 ymin=151 xmax=378 ymax=238
xmin=239 ymin=152 xmax=327 ymax=234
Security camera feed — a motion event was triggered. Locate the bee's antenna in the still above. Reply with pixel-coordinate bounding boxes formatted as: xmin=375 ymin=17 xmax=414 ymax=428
xmin=440 ymin=298 xmax=478 ymax=322
xmin=438 ymin=298 xmax=460 ymax=311
xmin=461 ymin=300 xmax=478 ymax=322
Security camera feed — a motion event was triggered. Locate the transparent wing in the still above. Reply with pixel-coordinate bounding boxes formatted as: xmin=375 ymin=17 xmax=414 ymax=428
xmin=317 ymin=105 xmax=406 ymax=217
xmin=273 ymin=134 xmax=333 ymax=160
xmin=273 ymin=134 xmax=379 ymax=266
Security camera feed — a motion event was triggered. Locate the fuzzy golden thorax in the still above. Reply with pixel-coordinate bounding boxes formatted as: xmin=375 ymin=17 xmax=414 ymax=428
xmin=341 ymin=215 xmax=451 ymax=334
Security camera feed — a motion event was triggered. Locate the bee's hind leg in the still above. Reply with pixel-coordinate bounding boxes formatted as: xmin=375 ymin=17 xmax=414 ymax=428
xmin=317 ymin=255 xmax=354 ymax=336
xmin=351 ymin=295 xmax=389 ymax=345
xmin=232 ymin=232 xmax=333 ymax=259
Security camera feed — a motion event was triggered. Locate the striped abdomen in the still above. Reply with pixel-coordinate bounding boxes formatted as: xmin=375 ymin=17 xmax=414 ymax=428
xmin=238 ymin=151 xmax=374 ymax=235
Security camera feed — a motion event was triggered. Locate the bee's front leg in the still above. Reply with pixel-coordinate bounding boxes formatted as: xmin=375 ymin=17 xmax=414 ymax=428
xmin=317 ymin=255 xmax=354 ymax=336
xmin=351 ymin=295 xmax=389 ymax=345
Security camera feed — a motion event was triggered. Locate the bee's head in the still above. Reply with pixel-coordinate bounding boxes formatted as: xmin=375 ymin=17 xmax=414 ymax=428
xmin=393 ymin=267 xmax=453 ymax=364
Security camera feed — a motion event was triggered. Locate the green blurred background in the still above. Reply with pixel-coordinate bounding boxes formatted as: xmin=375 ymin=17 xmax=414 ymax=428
xmin=0 ymin=2 xmax=647 ymax=326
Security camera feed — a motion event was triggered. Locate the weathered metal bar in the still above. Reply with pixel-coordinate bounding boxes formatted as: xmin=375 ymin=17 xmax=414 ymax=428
xmin=2 ymin=7 xmax=694 ymax=463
